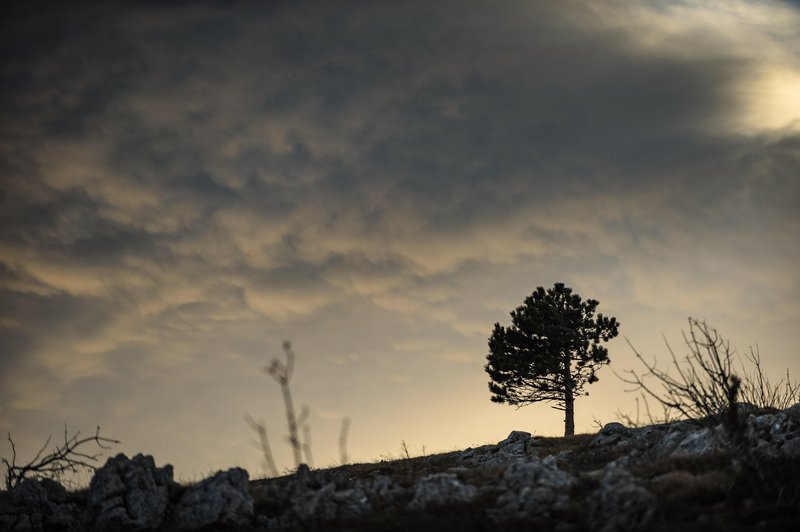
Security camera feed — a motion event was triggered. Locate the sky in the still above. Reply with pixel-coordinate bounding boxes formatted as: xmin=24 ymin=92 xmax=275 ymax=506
xmin=1 ymin=0 xmax=799 ymax=484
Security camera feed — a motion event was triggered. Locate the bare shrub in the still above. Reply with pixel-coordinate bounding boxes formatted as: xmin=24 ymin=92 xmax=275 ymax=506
xmin=620 ymin=318 xmax=798 ymax=429
xmin=2 ymin=425 xmax=119 ymax=490
xmin=246 ymin=341 xmax=351 ymax=476
xmin=737 ymin=345 xmax=800 ymax=411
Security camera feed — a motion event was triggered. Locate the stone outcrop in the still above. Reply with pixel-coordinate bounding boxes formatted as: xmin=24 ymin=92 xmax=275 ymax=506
xmin=87 ymin=453 xmax=175 ymax=531
xmin=589 ymin=405 xmax=800 ymax=461
xmin=170 ymin=467 xmax=253 ymax=529
xmin=407 ymin=473 xmax=477 ymax=510
xmin=0 ymin=478 xmax=79 ymax=532
xmin=456 ymin=429 xmax=538 ymax=467
xmin=588 ymin=459 xmax=656 ymax=532
xmin=489 ymin=455 xmax=573 ymax=523
xmin=260 ymin=463 xmax=373 ymax=528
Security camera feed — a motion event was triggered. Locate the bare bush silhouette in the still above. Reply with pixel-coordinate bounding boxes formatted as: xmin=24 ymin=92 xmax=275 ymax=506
xmin=620 ymin=318 xmax=799 ymax=431
xmin=246 ymin=341 xmax=351 ymax=476
xmin=266 ymin=341 xmax=305 ymax=467
xmin=2 ymin=425 xmax=119 ymax=489
xmin=737 ymin=345 xmax=800 ymax=410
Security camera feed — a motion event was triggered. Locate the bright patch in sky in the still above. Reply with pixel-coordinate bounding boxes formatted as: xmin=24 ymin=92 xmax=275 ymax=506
xmin=738 ymin=66 xmax=800 ymax=133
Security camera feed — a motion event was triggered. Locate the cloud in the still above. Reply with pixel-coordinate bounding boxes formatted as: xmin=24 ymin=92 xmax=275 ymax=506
xmin=0 ymin=0 xmax=798 ymax=478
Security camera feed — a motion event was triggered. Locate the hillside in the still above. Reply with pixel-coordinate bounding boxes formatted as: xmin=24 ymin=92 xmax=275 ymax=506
xmin=2 ymin=404 xmax=799 ymax=531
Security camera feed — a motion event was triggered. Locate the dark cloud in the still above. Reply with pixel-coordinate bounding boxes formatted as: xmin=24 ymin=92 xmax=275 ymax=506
xmin=1 ymin=0 xmax=798 ymax=478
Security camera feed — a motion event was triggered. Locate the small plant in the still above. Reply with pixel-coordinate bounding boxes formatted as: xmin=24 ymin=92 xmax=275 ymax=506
xmin=246 ymin=341 xmax=312 ymax=473
xmin=401 ymin=440 xmax=411 ymax=460
xmin=2 ymin=425 xmax=119 ymax=490
xmin=246 ymin=341 xmax=352 ymax=476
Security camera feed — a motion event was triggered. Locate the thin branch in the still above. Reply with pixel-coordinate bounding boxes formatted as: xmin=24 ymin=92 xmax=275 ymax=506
xmin=3 ymin=426 xmax=119 ymax=490
xmin=244 ymin=414 xmax=279 ymax=477
xmin=620 ymin=318 xmax=798 ymax=432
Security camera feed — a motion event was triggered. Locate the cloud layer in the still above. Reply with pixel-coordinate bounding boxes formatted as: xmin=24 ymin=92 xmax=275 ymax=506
xmin=1 ymin=1 xmax=798 ymax=479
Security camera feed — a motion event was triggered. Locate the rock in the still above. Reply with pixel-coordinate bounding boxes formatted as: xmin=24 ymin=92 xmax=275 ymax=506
xmin=588 ymin=462 xmax=656 ymax=532
xmin=171 ymin=467 xmax=253 ymax=529
xmin=499 ymin=431 xmax=532 ymax=445
xmin=645 ymin=422 xmax=694 ymax=457
xmin=592 ymin=422 xmax=630 ymax=447
xmin=407 ymin=473 xmax=477 ymax=510
xmin=734 ymin=402 xmax=759 ymax=414
xmin=87 ymin=453 xmax=175 ymax=531
xmin=0 ymin=478 xmax=79 ymax=532
xmin=289 ymin=481 xmax=371 ymax=523
xmin=367 ymin=474 xmax=407 ymax=507
xmin=272 ymin=465 xmax=373 ymax=526
xmin=601 ymin=422 xmax=628 ymax=435
xmin=489 ymin=455 xmax=573 ymax=522
xmin=459 ymin=438 xmax=533 ymax=468
xmin=780 ymin=437 xmax=800 ymax=457
xmin=672 ymin=427 xmax=725 ymax=457
xmin=751 ymin=414 xmax=778 ymax=433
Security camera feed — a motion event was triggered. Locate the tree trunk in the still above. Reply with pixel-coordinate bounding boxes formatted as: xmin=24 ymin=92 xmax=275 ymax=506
xmin=563 ymin=352 xmax=575 ymax=436
xmin=564 ymin=385 xmax=575 ymax=436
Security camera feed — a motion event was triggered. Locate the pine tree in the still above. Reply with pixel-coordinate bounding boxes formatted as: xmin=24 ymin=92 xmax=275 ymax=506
xmin=485 ymin=283 xmax=619 ymax=436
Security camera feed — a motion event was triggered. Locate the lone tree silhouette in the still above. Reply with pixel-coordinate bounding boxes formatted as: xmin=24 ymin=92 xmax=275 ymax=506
xmin=485 ymin=283 xmax=620 ymax=436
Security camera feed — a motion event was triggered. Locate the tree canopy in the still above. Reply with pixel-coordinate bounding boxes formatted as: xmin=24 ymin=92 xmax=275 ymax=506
xmin=485 ymin=282 xmax=619 ymax=436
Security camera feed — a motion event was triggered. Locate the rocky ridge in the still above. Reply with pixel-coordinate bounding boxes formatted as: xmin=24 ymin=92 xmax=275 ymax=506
xmin=2 ymin=404 xmax=799 ymax=531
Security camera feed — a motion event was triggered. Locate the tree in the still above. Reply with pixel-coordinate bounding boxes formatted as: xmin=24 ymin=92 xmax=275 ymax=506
xmin=485 ymin=283 xmax=619 ymax=436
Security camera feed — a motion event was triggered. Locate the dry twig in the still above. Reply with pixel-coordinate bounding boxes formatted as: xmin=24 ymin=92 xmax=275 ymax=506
xmin=619 ymin=318 xmax=798 ymax=430
xmin=2 ymin=426 xmax=119 ymax=490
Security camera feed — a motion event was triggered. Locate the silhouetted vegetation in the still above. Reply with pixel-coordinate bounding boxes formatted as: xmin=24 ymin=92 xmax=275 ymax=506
xmin=2 ymin=425 xmax=118 ymax=489
xmin=485 ymin=283 xmax=620 ymax=436
xmin=621 ymin=318 xmax=799 ymax=429
xmin=246 ymin=341 xmax=351 ymax=477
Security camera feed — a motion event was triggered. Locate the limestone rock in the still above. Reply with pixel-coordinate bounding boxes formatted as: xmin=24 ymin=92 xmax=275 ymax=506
xmin=171 ymin=467 xmax=253 ymax=529
xmin=87 ymin=453 xmax=175 ymax=531
xmin=458 ymin=430 xmax=535 ymax=467
xmin=489 ymin=455 xmax=573 ymax=522
xmin=672 ymin=426 xmax=725 ymax=457
xmin=267 ymin=464 xmax=372 ymax=526
xmin=591 ymin=422 xmax=630 ymax=447
xmin=407 ymin=473 xmax=477 ymax=510
xmin=0 ymin=478 xmax=79 ymax=532
xmin=499 ymin=430 xmax=532 ymax=445
xmin=588 ymin=461 xmax=656 ymax=532
xmin=367 ymin=474 xmax=407 ymax=507
xmin=780 ymin=437 xmax=800 ymax=457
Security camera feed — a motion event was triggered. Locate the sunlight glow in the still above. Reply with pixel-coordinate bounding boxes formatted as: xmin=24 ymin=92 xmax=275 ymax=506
xmin=737 ymin=66 xmax=800 ymax=133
